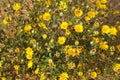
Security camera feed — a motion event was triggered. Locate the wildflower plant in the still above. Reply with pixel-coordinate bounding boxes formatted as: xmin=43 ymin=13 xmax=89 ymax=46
xmin=0 ymin=0 xmax=120 ymax=79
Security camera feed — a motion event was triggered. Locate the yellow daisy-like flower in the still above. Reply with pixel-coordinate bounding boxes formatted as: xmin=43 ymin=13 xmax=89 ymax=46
xmin=12 ymin=3 xmax=21 ymax=11
xmin=60 ymin=22 xmax=68 ymax=30
xmin=101 ymin=25 xmax=110 ymax=34
xmin=75 ymin=40 xmax=79 ymax=46
xmin=85 ymin=16 xmax=90 ymax=21
xmin=34 ymin=67 xmax=39 ymax=74
xmin=1 ymin=77 xmax=6 ymax=80
xmin=58 ymin=36 xmax=66 ymax=45
xmin=3 ymin=19 xmax=8 ymax=25
xmin=14 ymin=65 xmax=20 ymax=71
xmin=59 ymin=72 xmax=68 ymax=80
xmin=65 ymin=29 xmax=71 ymax=35
xmin=90 ymin=72 xmax=97 ymax=79
xmin=40 ymin=73 xmax=46 ymax=80
xmin=110 ymin=27 xmax=118 ymax=36
xmin=42 ymin=12 xmax=51 ymax=21
xmin=27 ymin=60 xmax=33 ymax=69
xmin=74 ymin=24 xmax=84 ymax=33
xmin=42 ymin=34 xmax=47 ymax=40
xmin=38 ymin=22 xmax=47 ymax=29
xmin=110 ymin=46 xmax=115 ymax=52
xmin=112 ymin=63 xmax=120 ymax=72
xmin=78 ymin=71 xmax=83 ymax=77
xmin=74 ymin=8 xmax=83 ymax=17
xmin=117 ymin=44 xmax=120 ymax=52
xmin=24 ymin=24 xmax=32 ymax=32
xmin=99 ymin=41 xmax=109 ymax=50
xmin=25 ymin=47 xmax=33 ymax=60
xmin=59 ymin=1 xmax=67 ymax=10
xmin=87 ymin=11 xmax=96 ymax=19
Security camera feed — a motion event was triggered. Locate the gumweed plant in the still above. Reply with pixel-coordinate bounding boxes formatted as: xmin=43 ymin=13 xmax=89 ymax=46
xmin=0 ymin=0 xmax=120 ymax=80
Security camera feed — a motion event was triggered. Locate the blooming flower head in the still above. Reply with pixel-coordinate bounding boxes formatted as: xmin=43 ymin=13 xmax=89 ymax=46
xmin=42 ymin=12 xmax=51 ymax=21
xmin=90 ymin=72 xmax=97 ymax=79
xmin=14 ymin=65 xmax=20 ymax=71
xmin=60 ymin=22 xmax=68 ymax=30
xmin=101 ymin=25 xmax=110 ymax=34
xmin=74 ymin=24 xmax=84 ymax=33
xmin=58 ymin=36 xmax=66 ymax=45
xmin=40 ymin=73 xmax=46 ymax=80
xmin=99 ymin=41 xmax=109 ymax=50
xmin=27 ymin=60 xmax=33 ymax=68
xmin=78 ymin=71 xmax=83 ymax=76
xmin=25 ymin=47 xmax=33 ymax=60
xmin=34 ymin=67 xmax=39 ymax=74
xmin=3 ymin=18 xmax=8 ymax=25
xmin=65 ymin=29 xmax=71 ymax=35
xmin=42 ymin=34 xmax=47 ymax=40
xmin=12 ymin=3 xmax=21 ymax=11
xmin=74 ymin=8 xmax=83 ymax=17
xmin=87 ymin=11 xmax=96 ymax=19
xmin=59 ymin=72 xmax=68 ymax=80
xmin=112 ymin=63 xmax=120 ymax=72
xmin=59 ymin=1 xmax=67 ymax=10
xmin=110 ymin=27 xmax=117 ymax=36
xmin=24 ymin=24 xmax=32 ymax=32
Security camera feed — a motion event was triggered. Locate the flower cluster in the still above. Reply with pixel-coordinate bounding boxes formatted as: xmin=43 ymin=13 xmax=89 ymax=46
xmin=0 ymin=0 xmax=120 ymax=79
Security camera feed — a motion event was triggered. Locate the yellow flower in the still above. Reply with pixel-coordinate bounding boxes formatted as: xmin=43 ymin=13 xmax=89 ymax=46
xmin=74 ymin=24 xmax=84 ymax=33
xmin=0 ymin=61 xmax=2 ymax=67
xmin=68 ymin=62 xmax=75 ymax=70
xmin=24 ymin=24 xmax=32 ymax=32
xmin=78 ymin=71 xmax=83 ymax=77
xmin=85 ymin=16 xmax=90 ymax=21
xmin=99 ymin=41 xmax=109 ymax=50
xmin=30 ymin=39 xmax=36 ymax=44
xmin=58 ymin=36 xmax=66 ymax=45
xmin=101 ymin=25 xmax=110 ymax=34
xmin=12 ymin=3 xmax=21 ymax=11
xmin=42 ymin=34 xmax=47 ymax=40
xmin=27 ymin=60 xmax=33 ymax=68
xmin=112 ymin=63 xmax=120 ymax=72
xmin=90 ymin=72 xmax=97 ymax=79
xmin=25 ymin=47 xmax=33 ymax=60
xmin=60 ymin=22 xmax=68 ymax=30
xmin=93 ymin=31 xmax=99 ymax=35
xmin=110 ymin=27 xmax=117 ymax=36
xmin=74 ymin=8 xmax=83 ymax=17
xmin=34 ymin=67 xmax=39 ymax=74
xmin=59 ymin=1 xmax=67 ymax=10
xmin=94 ymin=21 xmax=99 ymax=27
xmin=1 ymin=77 xmax=6 ymax=80
xmin=117 ymin=44 xmax=120 ymax=52
xmin=110 ymin=46 xmax=115 ymax=52
xmin=92 ymin=37 xmax=99 ymax=43
xmin=42 ymin=12 xmax=51 ymax=21
xmin=87 ymin=11 xmax=96 ymax=19
xmin=59 ymin=72 xmax=68 ymax=80
xmin=75 ymin=40 xmax=79 ymax=46
xmin=100 ymin=0 xmax=107 ymax=4
xmin=65 ymin=29 xmax=71 ymax=35
xmin=3 ymin=19 xmax=8 ymax=25
xmin=38 ymin=22 xmax=47 ymax=29
xmin=40 ymin=73 xmax=46 ymax=80
xmin=45 ymin=0 xmax=51 ymax=7
xmin=14 ymin=65 xmax=20 ymax=71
